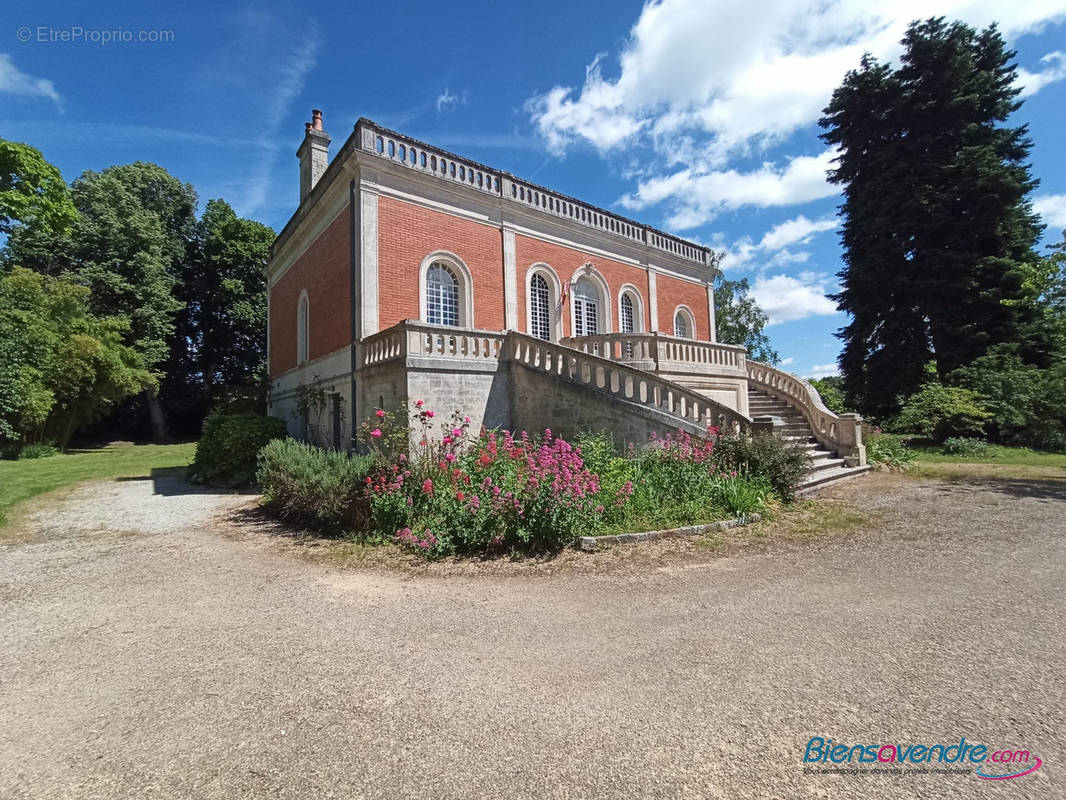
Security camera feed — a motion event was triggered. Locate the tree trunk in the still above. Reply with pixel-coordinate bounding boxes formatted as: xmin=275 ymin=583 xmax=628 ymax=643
xmin=145 ymin=388 xmax=169 ymax=443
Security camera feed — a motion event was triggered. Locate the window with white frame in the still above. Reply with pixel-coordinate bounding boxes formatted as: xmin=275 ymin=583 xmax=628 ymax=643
xmin=297 ymin=291 xmax=309 ymax=364
xmin=674 ymin=308 xmax=693 ymax=339
xmin=530 ymin=273 xmax=551 ymax=340
xmin=425 ymin=263 xmax=460 ymax=326
xmin=620 ymin=292 xmax=635 ymax=334
xmin=573 ymin=278 xmax=599 ymax=337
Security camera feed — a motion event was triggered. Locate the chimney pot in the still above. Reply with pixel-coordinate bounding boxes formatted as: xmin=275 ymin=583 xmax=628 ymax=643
xmin=312 ymin=109 xmax=323 ymax=131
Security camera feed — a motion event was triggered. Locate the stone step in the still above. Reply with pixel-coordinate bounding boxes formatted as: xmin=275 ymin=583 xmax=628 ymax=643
xmin=798 ymin=464 xmax=873 ymax=494
xmin=810 ymin=457 xmax=847 ymax=473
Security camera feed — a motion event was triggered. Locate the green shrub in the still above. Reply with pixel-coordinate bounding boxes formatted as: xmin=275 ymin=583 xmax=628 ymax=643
xmin=190 ymin=413 xmax=288 ymax=487
xmin=941 ymin=436 xmax=990 ymax=456
xmin=865 ymin=432 xmax=916 ymax=470
xmin=17 ymin=443 xmax=59 ymax=459
xmin=712 ymin=433 xmax=809 ymax=503
xmin=891 ymin=382 xmax=991 ymax=442
xmin=710 ymin=473 xmax=772 ymax=517
xmin=257 ymin=438 xmax=374 ymax=534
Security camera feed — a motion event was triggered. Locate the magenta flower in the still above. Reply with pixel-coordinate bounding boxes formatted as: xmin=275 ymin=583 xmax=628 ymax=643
xmin=415 ymin=399 xmax=424 ymax=407
xmin=422 ymin=479 xmax=434 ymax=495
xmin=375 ymin=409 xmax=386 ymax=418
xmin=370 ymin=428 xmax=382 ymax=438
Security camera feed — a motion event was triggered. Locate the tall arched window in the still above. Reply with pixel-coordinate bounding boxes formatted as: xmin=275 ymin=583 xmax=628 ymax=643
xmin=425 ymin=263 xmax=459 ymax=326
xmin=530 ymin=273 xmax=551 ymax=340
xmin=573 ymin=278 xmax=599 ymax=337
xmin=674 ymin=307 xmax=694 ymax=339
xmin=620 ymin=293 xmax=635 ymax=334
xmin=297 ymin=290 xmax=309 ymax=364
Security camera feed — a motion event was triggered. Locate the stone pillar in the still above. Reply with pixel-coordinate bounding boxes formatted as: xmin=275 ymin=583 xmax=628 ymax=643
xmin=706 ymin=282 xmax=717 ymax=343
xmin=359 ymin=185 xmax=380 ymax=337
xmin=502 ymin=227 xmax=518 ymax=331
xmin=647 ymin=268 xmax=659 ymax=332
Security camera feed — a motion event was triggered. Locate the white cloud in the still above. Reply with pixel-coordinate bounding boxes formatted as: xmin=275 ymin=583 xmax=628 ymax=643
xmin=758 ymin=214 xmax=838 ymax=251
xmin=1033 ymin=193 xmax=1066 ymax=231
xmin=1017 ymin=51 xmax=1066 ymax=97
xmin=620 ymin=150 xmax=839 ymax=229
xmin=527 ymin=0 xmax=1066 ymax=227
xmin=436 ymin=88 xmax=468 ymax=113
xmin=0 ymin=54 xmax=62 ymax=110
xmin=779 ymin=357 xmax=795 ymax=366
xmin=807 ymin=363 xmax=841 ymax=378
xmin=750 ymin=271 xmax=838 ymax=325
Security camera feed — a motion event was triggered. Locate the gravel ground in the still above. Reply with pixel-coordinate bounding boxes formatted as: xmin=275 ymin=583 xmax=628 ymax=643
xmin=0 ymin=470 xmax=1063 ymax=799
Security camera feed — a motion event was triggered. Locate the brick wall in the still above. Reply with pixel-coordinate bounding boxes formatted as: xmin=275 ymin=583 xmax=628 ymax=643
xmin=269 ymin=208 xmax=352 ymax=377
xmin=514 ymin=235 xmax=653 ymax=337
xmin=377 ymin=196 xmax=506 ymax=330
xmin=655 ymin=271 xmax=710 ymax=340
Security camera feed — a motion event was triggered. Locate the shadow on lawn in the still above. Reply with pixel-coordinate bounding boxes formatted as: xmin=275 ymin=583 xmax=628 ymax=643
xmin=932 ymin=475 xmax=1066 ymax=502
xmin=116 ymin=467 xmax=257 ymax=498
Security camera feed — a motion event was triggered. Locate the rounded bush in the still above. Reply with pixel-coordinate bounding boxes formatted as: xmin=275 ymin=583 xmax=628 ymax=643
xmin=190 ymin=413 xmax=288 ymax=487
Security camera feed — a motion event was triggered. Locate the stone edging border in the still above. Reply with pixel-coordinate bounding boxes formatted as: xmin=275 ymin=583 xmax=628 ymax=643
xmin=577 ymin=513 xmax=763 ymax=552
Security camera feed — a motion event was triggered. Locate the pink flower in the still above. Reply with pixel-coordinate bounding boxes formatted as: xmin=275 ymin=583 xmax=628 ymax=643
xmin=415 ymin=400 xmax=424 ymax=407
xmin=422 ymin=479 xmax=434 ymax=495
xmin=442 ymin=435 xmax=453 ymax=445
xmin=370 ymin=428 xmax=382 ymax=438
xmin=375 ymin=409 xmax=386 ymax=418
xmin=451 ymin=428 xmax=462 ymax=437
xmin=425 ymin=410 xmax=435 ymax=418
xmin=463 ymin=416 xmax=471 ymax=424
xmin=445 ymin=453 xmax=456 ymax=463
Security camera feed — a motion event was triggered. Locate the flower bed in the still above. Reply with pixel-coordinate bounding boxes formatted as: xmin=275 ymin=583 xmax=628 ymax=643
xmin=258 ymin=401 xmax=808 ymax=559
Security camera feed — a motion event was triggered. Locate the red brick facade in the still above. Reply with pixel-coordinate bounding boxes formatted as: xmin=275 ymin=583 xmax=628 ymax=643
xmin=269 ymin=194 xmax=712 ymax=378
xmin=377 ymin=197 xmax=505 ymax=331
xmin=269 ymin=208 xmax=351 ymax=375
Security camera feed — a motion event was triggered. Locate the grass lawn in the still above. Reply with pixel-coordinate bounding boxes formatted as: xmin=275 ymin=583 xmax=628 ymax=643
xmin=0 ymin=442 xmax=196 ymax=526
xmin=912 ymin=444 xmax=1066 ymax=468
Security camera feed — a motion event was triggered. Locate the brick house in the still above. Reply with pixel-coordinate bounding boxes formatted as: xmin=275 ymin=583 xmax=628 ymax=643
xmin=266 ymin=111 xmax=866 ymax=484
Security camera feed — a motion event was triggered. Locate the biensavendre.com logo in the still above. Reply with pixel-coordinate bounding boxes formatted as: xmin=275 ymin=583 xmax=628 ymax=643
xmin=803 ymin=737 xmax=1043 ymax=780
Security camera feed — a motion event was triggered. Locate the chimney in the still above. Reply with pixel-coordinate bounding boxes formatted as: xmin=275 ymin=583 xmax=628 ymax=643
xmin=297 ymin=108 xmax=331 ymax=202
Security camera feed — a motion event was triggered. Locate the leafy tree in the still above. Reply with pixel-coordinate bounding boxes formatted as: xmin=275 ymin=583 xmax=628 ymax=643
xmin=162 ymin=199 xmax=274 ymax=432
xmin=714 ymin=276 xmax=779 ymax=364
xmin=5 ymin=162 xmax=197 ymax=441
xmin=806 ymin=376 xmax=850 ymax=414
xmin=0 ymin=267 xmax=152 ymax=448
xmin=891 ymin=382 xmax=991 ymax=442
xmin=0 ymin=140 xmax=76 ymax=235
xmin=821 ymin=18 xmax=1047 ymax=417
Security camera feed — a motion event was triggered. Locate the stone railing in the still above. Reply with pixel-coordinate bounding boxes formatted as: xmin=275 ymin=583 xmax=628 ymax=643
xmin=562 ymin=333 xmax=747 ymax=377
xmin=747 ymin=361 xmax=866 ymax=466
xmin=355 ymin=118 xmax=715 ymax=267
xmin=357 ymin=321 xmax=505 ymax=368
xmin=510 ymin=332 xmax=748 ymax=434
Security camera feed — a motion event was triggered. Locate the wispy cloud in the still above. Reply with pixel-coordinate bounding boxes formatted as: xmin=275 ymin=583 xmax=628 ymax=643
xmin=0 ymin=54 xmax=62 ymax=111
xmin=1017 ymin=51 xmax=1066 ymax=98
xmin=750 ymin=271 xmax=838 ymax=326
xmin=435 ymin=88 xmax=468 ymax=113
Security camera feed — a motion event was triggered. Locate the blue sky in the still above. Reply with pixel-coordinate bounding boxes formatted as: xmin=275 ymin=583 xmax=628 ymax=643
xmin=3 ymin=0 xmax=1065 ymax=376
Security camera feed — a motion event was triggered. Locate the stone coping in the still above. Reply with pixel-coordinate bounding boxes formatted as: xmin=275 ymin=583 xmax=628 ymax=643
xmin=577 ymin=513 xmax=763 ymax=551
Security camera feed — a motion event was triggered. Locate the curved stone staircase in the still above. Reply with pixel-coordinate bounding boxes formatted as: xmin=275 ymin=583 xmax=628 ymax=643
xmin=747 ymin=387 xmax=871 ymax=493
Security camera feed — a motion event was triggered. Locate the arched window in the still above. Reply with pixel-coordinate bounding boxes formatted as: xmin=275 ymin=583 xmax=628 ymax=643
xmin=297 ymin=290 xmax=309 ymax=364
xmin=620 ymin=293 xmax=635 ymax=334
xmin=530 ymin=273 xmax=551 ymax=340
xmin=674 ymin=307 xmax=694 ymax=339
xmin=425 ymin=263 xmax=459 ymax=326
xmin=573 ymin=278 xmax=600 ymax=337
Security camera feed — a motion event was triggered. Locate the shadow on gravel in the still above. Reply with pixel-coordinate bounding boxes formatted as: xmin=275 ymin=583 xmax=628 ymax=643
xmin=116 ymin=467 xmax=257 ymax=497
xmin=932 ymin=476 xmax=1066 ymax=502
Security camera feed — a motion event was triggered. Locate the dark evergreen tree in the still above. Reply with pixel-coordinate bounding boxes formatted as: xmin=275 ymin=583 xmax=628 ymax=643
xmin=820 ymin=18 xmax=1046 ymax=418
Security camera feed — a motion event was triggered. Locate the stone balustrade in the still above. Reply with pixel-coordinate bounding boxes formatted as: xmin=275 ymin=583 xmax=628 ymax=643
xmin=562 ymin=333 xmax=747 ymax=377
xmin=358 ymin=321 xmax=505 ymax=368
xmin=355 ymin=119 xmax=715 ymax=267
xmin=747 ymin=361 xmax=866 ymax=466
xmin=507 ymin=332 xmax=748 ymax=434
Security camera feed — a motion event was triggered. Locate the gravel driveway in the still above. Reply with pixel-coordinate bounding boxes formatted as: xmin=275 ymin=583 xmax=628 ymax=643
xmin=1 ymin=470 xmax=1063 ymax=799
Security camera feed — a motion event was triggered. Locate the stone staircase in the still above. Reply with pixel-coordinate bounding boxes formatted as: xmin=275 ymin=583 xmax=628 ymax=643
xmin=747 ymin=388 xmax=871 ymax=493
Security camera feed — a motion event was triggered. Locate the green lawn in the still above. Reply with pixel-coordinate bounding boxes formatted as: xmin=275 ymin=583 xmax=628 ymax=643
xmin=0 ymin=442 xmax=196 ymax=526
xmin=912 ymin=444 xmax=1066 ymax=468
